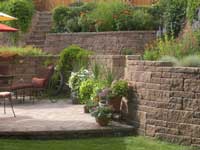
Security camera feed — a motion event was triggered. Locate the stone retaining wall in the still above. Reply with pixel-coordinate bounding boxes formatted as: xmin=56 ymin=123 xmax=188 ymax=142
xmin=124 ymin=58 xmax=200 ymax=146
xmin=44 ymin=31 xmax=156 ymax=55
xmin=0 ymin=55 xmax=127 ymax=83
xmin=0 ymin=56 xmax=58 ymax=84
xmin=1 ymin=55 xmax=200 ymax=147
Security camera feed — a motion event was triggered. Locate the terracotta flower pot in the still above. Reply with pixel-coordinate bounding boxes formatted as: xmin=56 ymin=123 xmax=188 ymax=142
xmin=95 ymin=117 xmax=110 ymax=126
xmin=108 ymin=96 xmax=122 ymax=112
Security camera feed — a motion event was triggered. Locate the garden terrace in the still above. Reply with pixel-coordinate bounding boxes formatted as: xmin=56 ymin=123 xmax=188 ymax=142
xmin=0 ymin=100 xmax=134 ymax=139
xmin=0 ymin=55 xmax=200 ymax=147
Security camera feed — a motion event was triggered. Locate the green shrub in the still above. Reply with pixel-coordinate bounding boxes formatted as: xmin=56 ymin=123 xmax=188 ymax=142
xmin=52 ymin=2 xmax=96 ymax=33
xmin=0 ymin=1 xmax=7 ymax=12
xmin=2 ymin=0 xmax=35 ymax=32
xmin=143 ymin=50 xmax=159 ymax=61
xmin=52 ymin=6 xmax=71 ymax=33
xmin=156 ymin=0 xmax=187 ymax=37
xmin=57 ymin=45 xmax=91 ymax=79
xmin=111 ymin=80 xmax=128 ymax=98
xmin=68 ymin=69 xmax=92 ymax=94
xmin=79 ymin=79 xmax=96 ymax=104
xmin=187 ymin=0 xmax=200 ymax=23
xmin=86 ymin=1 xmax=127 ymax=32
xmin=114 ymin=9 xmax=156 ymax=31
xmin=52 ymin=1 xmax=158 ymax=32
xmin=90 ymin=80 xmax=106 ymax=101
xmin=0 ymin=0 xmax=34 ymax=43
xmin=180 ymin=55 xmax=200 ymax=67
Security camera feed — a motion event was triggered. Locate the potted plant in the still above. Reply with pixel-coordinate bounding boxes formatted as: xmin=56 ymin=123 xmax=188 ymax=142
xmin=98 ymin=88 xmax=111 ymax=107
xmin=109 ymin=80 xmax=128 ymax=112
xmin=68 ymin=69 xmax=92 ymax=104
xmin=91 ymin=106 xmax=112 ymax=126
xmin=84 ymin=100 xmax=98 ymax=113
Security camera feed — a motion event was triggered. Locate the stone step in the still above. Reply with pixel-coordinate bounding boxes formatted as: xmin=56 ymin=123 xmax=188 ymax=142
xmin=26 ymin=40 xmax=45 ymax=45
xmin=28 ymin=35 xmax=46 ymax=39
xmin=0 ymin=122 xmax=135 ymax=140
xmin=32 ymin=27 xmax=51 ymax=32
xmin=36 ymin=20 xmax=52 ymax=24
xmin=38 ymin=16 xmax=52 ymax=20
xmin=38 ymin=11 xmax=52 ymax=15
xmin=21 ymin=44 xmax=44 ymax=49
xmin=26 ymin=39 xmax=45 ymax=42
xmin=30 ymin=31 xmax=46 ymax=35
xmin=25 ymin=11 xmax=52 ymax=49
xmin=34 ymin=24 xmax=52 ymax=28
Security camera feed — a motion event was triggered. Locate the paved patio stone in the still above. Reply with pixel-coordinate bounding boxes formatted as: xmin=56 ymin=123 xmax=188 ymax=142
xmin=0 ymin=100 xmax=134 ymax=139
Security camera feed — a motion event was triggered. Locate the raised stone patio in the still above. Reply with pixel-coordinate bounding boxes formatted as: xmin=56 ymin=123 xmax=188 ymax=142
xmin=0 ymin=100 xmax=134 ymax=139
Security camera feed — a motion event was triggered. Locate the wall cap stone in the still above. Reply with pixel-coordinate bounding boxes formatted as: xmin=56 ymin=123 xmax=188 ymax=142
xmin=46 ymin=31 xmax=157 ymax=36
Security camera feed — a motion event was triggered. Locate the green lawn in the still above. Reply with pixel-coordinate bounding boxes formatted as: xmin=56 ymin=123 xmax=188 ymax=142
xmin=0 ymin=136 xmax=196 ymax=150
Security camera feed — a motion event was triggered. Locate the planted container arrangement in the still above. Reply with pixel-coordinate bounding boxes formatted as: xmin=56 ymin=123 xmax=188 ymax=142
xmin=98 ymin=80 xmax=129 ymax=112
xmin=91 ymin=106 xmax=112 ymax=126
xmin=68 ymin=69 xmax=92 ymax=104
xmin=84 ymin=100 xmax=98 ymax=113
xmin=109 ymin=80 xmax=129 ymax=112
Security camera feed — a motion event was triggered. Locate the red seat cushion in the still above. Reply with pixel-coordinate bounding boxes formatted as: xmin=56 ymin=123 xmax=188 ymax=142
xmin=32 ymin=77 xmax=46 ymax=88
xmin=11 ymin=83 xmax=33 ymax=90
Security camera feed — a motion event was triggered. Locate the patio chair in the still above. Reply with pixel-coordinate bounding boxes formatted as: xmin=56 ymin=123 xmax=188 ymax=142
xmin=31 ymin=65 xmax=54 ymax=101
xmin=0 ymin=65 xmax=16 ymax=117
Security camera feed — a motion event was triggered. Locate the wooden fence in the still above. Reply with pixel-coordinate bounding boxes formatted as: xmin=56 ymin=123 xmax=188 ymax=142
xmin=33 ymin=0 xmax=157 ymax=11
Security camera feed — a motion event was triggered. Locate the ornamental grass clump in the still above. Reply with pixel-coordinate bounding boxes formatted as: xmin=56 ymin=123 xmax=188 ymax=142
xmin=159 ymin=56 xmax=179 ymax=66
xmin=180 ymin=55 xmax=200 ymax=67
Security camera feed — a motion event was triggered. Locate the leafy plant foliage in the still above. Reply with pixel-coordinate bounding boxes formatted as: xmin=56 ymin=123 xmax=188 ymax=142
xmin=0 ymin=0 xmax=34 ymax=32
xmin=52 ymin=1 xmax=158 ymax=33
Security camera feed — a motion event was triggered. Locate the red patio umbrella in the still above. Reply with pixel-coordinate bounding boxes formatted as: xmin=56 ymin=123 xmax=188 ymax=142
xmin=0 ymin=23 xmax=18 ymax=32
